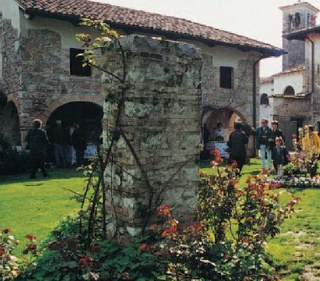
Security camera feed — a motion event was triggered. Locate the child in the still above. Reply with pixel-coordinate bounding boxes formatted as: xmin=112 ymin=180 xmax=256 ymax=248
xmin=272 ymin=137 xmax=289 ymax=178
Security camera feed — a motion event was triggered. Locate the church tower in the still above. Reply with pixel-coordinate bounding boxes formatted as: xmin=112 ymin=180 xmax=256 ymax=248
xmin=280 ymin=1 xmax=319 ymax=71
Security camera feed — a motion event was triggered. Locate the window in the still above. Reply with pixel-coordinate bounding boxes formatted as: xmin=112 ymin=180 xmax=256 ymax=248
xmin=70 ymin=48 xmax=91 ymax=77
xmin=260 ymin=93 xmax=269 ymax=105
xmin=284 ymin=86 xmax=295 ymax=95
xmin=220 ymin=66 xmax=233 ymax=89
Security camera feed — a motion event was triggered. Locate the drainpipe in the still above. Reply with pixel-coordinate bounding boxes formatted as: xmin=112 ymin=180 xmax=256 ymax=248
xmin=306 ymin=36 xmax=315 ymax=94
xmin=306 ymin=36 xmax=315 ymax=124
xmin=252 ymin=55 xmax=265 ymax=156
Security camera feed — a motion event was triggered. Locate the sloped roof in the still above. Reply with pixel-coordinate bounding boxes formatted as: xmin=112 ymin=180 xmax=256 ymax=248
xmin=16 ymin=0 xmax=284 ymax=57
xmin=260 ymin=66 xmax=305 ymax=83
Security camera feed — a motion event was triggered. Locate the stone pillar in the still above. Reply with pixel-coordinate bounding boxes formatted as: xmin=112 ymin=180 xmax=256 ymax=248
xmin=103 ymin=35 xmax=202 ymax=240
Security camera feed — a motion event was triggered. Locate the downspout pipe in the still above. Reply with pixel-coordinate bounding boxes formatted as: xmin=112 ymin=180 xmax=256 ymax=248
xmin=252 ymin=55 xmax=265 ymax=156
xmin=306 ymin=36 xmax=315 ymax=96
xmin=306 ymin=36 xmax=315 ymax=125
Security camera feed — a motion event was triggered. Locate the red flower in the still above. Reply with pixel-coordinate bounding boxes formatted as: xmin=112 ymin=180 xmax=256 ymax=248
xmin=25 ymin=234 xmax=37 ymax=241
xmin=2 ymin=228 xmax=11 ymax=234
xmin=210 ymin=149 xmax=220 ymax=157
xmin=78 ymin=256 xmax=92 ymax=266
xmin=27 ymin=243 xmax=37 ymax=251
xmin=0 ymin=248 xmax=5 ymax=256
xmin=140 ymin=243 xmax=148 ymax=251
xmin=156 ymin=205 xmax=171 ymax=216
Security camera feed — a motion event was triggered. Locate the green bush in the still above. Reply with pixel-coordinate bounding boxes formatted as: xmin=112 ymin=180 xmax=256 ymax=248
xmin=25 ymin=217 xmax=158 ymax=281
xmin=0 ymin=228 xmax=37 ymax=280
xmin=0 ymin=133 xmax=30 ymax=175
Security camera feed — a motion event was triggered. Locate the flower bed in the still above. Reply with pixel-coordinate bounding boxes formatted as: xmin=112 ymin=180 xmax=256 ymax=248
xmin=269 ymin=175 xmax=320 ymax=189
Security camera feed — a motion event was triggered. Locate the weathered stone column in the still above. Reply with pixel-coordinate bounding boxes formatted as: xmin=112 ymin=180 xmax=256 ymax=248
xmin=103 ymin=35 xmax=202 ymax=239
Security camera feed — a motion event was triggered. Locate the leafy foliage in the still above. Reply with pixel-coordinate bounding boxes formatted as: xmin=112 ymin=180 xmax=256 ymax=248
xmin=288 ymin=126 xmax=318 ymax=176
xmin=0 ymin=132 xmax=30 ymax=175
xmin=0 ymin=228 xmax=37 ymax=280
xmin=26 ymin=217 xmax=158 ymax=281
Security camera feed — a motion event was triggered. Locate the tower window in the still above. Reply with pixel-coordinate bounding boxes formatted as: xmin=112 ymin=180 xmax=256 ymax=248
xmin=70 ymin=48 xmax=92 ymax=77
xmin=220 ymin=66 xmax=233 ymax=89
xmin=260 ymin=93 xmax=269 ymax=105
xmin=284 ymin=86 xmax=295 ymax=95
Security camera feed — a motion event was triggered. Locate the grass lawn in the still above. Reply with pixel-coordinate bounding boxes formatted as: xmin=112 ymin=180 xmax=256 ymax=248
xmin=0 ymin=168 xmax=87 ymax=247
xmin=1 ymin=159 xmax=320 ymax=280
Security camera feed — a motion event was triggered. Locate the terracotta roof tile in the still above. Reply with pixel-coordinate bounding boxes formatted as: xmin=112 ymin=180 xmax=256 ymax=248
xmin=16 ymin=0 xmax=283 ymax=56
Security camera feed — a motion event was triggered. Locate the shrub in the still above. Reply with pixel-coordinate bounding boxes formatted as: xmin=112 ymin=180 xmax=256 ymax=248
xmin=0 ymin=228 xmax=37 ymax=280
xmin=26 ymin=217 xmax=158 ymax=281
xmin=0 ymin=133 xmax=30 ymax=175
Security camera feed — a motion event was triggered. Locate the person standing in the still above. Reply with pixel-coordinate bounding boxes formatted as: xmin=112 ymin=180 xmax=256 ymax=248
xmin=51 ymin=120 xmax=67 ymax=168
xmin=269 ymin=120 xmax=285 ymax=170
xmin=227 ymin=123 xmax=248 ymax=175
xmin=213 ymin=122 xmax=225 ymax=141
xmin=272 ymin=137 xmax=289 ymax=178
xmin=255 ymin=118 xmax=273 ymax=172
xmin=72 ymin=123 xmax=87 ymax=166
xmin=25 ymin=119 xmax=50 ymax=179
xmin=302 ymin=125 xmax=320 ymax=155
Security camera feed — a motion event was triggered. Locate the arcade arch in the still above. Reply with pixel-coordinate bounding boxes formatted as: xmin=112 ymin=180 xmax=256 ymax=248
xmin=46 ymin=101 xmax=103 ymax=147
xmin=1 ymin=101 xmax=21 ymax=146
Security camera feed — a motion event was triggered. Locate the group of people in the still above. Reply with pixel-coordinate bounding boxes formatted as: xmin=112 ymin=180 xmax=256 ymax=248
xmin=50 ymin=120 xmax=87 ymax=169
xmin=255 ymin=118 xmax=288 ymax=177
xmin=227 ymin=118 xmax=289 ymax=177
xmin=25 ymin=119 xmax=87 ymax=179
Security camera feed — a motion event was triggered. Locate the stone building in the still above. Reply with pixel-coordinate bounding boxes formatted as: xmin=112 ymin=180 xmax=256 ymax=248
xmin=259 ymin=1 xmax=319 ymax=149
xmin=0 ymin=0 xmax=284 ymax=238
xmin=1 ymin=0 xmax=283 ymax=151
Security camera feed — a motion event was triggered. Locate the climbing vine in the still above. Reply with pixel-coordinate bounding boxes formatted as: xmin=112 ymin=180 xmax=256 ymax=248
xmin=75 ymin=19 xmax=196 ymax=243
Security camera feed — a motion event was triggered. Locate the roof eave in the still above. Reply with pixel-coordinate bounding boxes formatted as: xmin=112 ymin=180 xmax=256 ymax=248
xmin=24 ymin=8 xmax=284 ymax=57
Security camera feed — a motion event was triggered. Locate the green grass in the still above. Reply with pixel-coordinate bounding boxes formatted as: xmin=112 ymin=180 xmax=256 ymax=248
xmin=0 ymin=168 xmax=87 ymax=245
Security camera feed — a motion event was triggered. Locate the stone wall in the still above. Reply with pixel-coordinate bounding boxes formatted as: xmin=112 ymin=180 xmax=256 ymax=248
xmin=201 ymin=53 xmax=258 ymax=126
xmin=0 ymin=19 xmax=21 ymax=143
xmin=103 ymin=35 xmax=202 ymax=238
xmin=18 ymin=28 xmax=103 ymax=140
xmin=0 ymin=22 xmax=105 ymax=144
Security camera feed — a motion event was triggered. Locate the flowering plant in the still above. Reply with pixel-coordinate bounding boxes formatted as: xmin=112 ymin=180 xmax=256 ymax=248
xmin=0 ymin=228 xmax=38 ymax=280
xmin=288 ymin=126 xmax=318 ymax=176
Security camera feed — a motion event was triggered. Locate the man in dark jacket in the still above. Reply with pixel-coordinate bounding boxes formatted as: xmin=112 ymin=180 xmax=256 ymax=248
xmin=72 ymin=123 xmax=87 ymax=166
xmin=255 ymin=118 xmax=273 ymax=172
xmin=25 ymin=119 xmax=50 ymax=179
xmin=227 ymin=123 xmax=248 ymax=174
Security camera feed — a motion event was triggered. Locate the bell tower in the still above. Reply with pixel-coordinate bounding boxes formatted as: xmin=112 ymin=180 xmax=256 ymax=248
xmin=280 ymin=1 xmax=319 ymax=71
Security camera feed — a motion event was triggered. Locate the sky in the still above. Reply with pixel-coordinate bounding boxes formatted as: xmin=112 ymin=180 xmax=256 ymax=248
xmin=92 ymin=0 xmax=320 ymax=77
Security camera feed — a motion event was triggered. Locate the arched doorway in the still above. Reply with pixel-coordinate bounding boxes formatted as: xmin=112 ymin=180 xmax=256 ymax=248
xmin=46 ymin=102 xmax=103 ymax=164
xmin=201 ymin=107 xmax=247 ymax=160
xmin=283 ymin=86 xmax=295 ymax=95
xmin=1 ymin=101 xmax=21 ymax=146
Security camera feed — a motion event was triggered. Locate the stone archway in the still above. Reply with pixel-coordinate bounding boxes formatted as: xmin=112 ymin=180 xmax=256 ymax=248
xmin=201 ymin=107 xmax=247 ymax=142
xmin=46 ymin=101 xmax=103 ymax=144
xmin=201 ymin=106 xmax=248 ymax=159
xmin=1 ymin=101 xmax=21 ymax=146
xmin=41 ymin=94 xmax=103 ymax=126
xmin=46 ymin=101 xmax=103 ymax=165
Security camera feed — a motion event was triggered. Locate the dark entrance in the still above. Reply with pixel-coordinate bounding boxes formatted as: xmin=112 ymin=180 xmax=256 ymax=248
xmin=1 ymin=101 xmax=21 ymax=146
xmin=47 ymin=101 xmax=103 ymax=143
xmin=46 ymin=102 xmax=103 ymax=164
